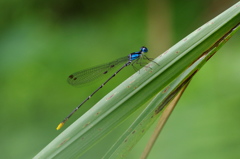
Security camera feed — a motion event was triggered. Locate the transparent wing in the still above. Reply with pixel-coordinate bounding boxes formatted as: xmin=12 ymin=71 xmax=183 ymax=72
xmin=67 ymin=56 xmax=129 ymax=86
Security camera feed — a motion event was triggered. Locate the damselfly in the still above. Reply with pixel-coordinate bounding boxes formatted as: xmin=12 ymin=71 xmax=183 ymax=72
xmin=56 ymin=46 xmax=156 ymax=130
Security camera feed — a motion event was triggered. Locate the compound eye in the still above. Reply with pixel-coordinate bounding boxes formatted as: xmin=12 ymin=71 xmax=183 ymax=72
xmin=141 ymin=46 xmax=148 ymax=53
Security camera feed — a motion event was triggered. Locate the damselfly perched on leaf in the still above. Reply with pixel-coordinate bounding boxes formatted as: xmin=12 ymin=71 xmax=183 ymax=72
xmin=57 ymin=46 xmax=156 ymax=130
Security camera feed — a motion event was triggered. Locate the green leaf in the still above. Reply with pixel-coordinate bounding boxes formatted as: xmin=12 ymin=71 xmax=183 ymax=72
xmin=34 ymin=2 xmax=239 ymax=159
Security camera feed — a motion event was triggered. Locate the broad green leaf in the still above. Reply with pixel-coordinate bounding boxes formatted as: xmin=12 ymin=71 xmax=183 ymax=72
xmin=103 ymin=23 xmax=239 ymax=157
xmin=34 ymin=2 xmax=239 ymax=159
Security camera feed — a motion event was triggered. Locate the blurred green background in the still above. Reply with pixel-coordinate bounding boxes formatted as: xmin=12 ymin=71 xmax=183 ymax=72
xmin=0 ymin=0 xmax=239 ymax=158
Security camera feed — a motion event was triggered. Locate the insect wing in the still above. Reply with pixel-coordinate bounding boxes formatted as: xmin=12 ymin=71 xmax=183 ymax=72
xmin=67 ymin=56 xmax=129 ymax=86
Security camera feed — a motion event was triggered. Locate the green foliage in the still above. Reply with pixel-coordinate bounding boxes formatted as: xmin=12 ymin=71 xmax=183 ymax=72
xmin=34 ymin=2 xmax=240 ymax=159
xmin=0 ymin=1 xmax=239 ymax=159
